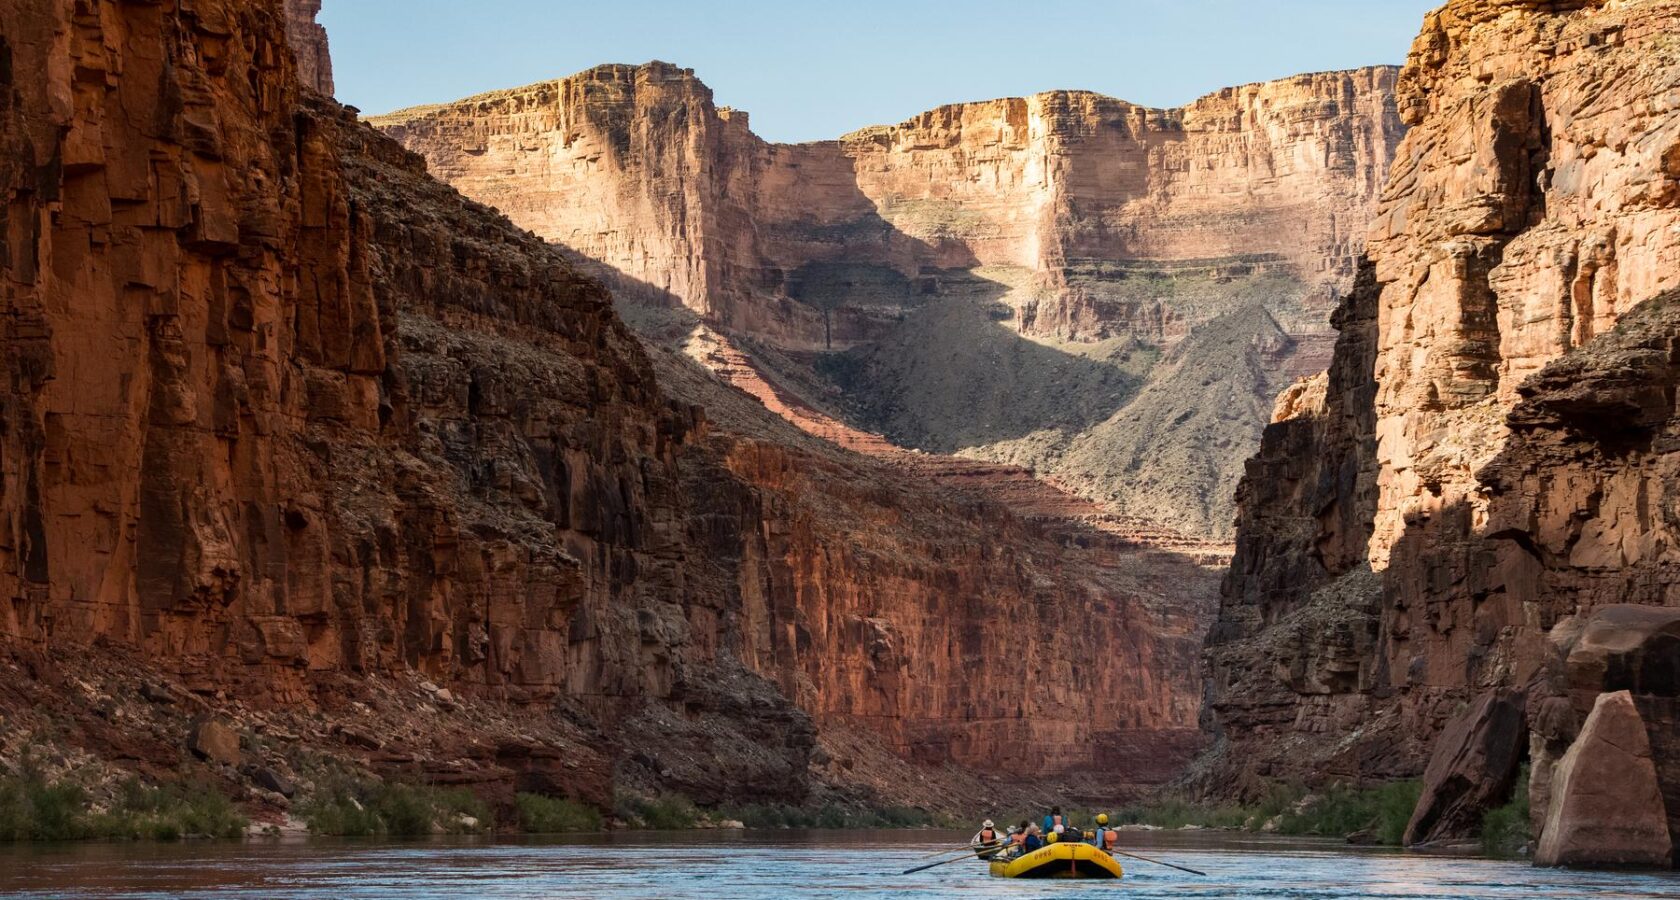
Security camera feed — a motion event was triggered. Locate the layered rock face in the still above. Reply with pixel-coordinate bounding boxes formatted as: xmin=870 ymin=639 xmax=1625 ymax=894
xmin=0 ymin=0 xmax=1212 ymax=808
xmin=1209 ymin=0 xmax=1680 ymax=866
xmin=285 ymin=0 xmax=333 ymax=95
xmin=374 ymin=64 xmax=1404 ymax=541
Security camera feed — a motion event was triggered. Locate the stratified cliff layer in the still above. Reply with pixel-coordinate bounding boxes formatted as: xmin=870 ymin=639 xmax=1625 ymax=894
xmin=1209 ymin=0 xmax=1680 ymax=864
xmin=0 ymin=0 xmax=1213 ymax=815
xmin=373 ymin=64 xmax=1405 ymax=541
xmin=285 ymin=0 xmax=333 ymax=95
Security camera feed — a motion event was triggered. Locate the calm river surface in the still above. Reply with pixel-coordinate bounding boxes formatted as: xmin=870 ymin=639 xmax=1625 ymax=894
xmin=3 ymin=830 xmax=1678 ymax=899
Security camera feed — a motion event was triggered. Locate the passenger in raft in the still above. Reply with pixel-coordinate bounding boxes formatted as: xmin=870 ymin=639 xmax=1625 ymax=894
xmin=971 ymin=819 xmax=1000 ymax=849
xmin=1022 ymin=823 xmax=1045 ymax=852
xmin=1042 ymin=805 xmax=1064 ymax=836
xmin=1090 ymin=813 xmax=1114 ymax=849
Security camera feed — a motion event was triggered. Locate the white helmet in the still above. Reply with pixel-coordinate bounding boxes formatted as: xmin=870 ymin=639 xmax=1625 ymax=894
xmin=1053 ymin=824 xmax=1065 ymax=834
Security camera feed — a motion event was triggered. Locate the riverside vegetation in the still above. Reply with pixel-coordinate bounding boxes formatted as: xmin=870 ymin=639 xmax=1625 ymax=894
xmin=1 ymin=760 xmax=1532 ymax=853
xmin=0 ymin=767 xmax=247 ymax=842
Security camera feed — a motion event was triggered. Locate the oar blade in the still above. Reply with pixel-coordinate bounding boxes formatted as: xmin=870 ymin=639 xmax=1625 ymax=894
xmin=1109 ymin=848 xmax=1207 ymax=876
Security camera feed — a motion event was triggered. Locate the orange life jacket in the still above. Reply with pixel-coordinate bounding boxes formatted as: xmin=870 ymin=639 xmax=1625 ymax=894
xmin=1011 ymin=832 xmax=1027 ymax=846
xmin=1103 ymin=829 xmax=1117 ymax=850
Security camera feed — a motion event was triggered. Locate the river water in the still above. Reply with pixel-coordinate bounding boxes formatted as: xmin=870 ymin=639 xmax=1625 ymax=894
xmin=3 ymin=830 xmax=1678 ymax=899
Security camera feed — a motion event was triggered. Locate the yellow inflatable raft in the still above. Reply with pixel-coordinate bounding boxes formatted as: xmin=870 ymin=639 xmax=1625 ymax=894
xmin=988 ymin=842 xmax=1125 ymax=879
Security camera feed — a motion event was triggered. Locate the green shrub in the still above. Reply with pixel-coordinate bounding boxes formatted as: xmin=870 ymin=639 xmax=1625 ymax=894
xmin=1480 ymin=766 xmax=1530 ymax=858
xmin=299 ymin=793 xmax=382 ymax=837
xmin=516 ymin=793 xmax=601 ymax=833
xmin=373 ymin=784 xmax=435 ymax=837
xmin=0 ymin=772 xmax=247 ymax=842
xmin=1109 ymin=794 xmax=1285 ymax=831
xmin=301 ymin=778 xmax=489 ymax=837
xmin=714 ymin=801 xmax=945 ymax=830
xmin=1278 ymin=781 xmax=1421 ymax=845
xmin=616 ymin=793 xmax=699 ymax=830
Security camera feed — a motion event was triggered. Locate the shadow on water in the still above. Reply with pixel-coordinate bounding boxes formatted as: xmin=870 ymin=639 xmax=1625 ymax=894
xmin=3 ymin=830 xmax=1679 ymax=898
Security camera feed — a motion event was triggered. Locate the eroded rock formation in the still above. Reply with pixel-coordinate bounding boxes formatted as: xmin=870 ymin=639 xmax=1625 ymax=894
xmin=285 ymin=0 xmax=333 ymax=95
xmin=1535 ymin=691 xmax=1671 ymax=868
xmin=0 ymin=0 xmax=1213 ymax=813
xmin=372 ymin=63 xmax=1405 ymax=541
xmin=1209 ymin=0 xmax=1680 ymax=867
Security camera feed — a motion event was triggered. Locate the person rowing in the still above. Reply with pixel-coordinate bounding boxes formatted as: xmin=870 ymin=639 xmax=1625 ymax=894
xmin=970 ymin=819 xmax=1003 ymax=857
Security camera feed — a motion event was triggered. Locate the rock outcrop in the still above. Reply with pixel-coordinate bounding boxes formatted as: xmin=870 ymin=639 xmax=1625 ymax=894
xmin=1404 ymin=691 xmax=1526 ymax=846
xmin=0 ymin=0 xmax=1213 ymax=812
xmin=372 ymin=63 xmax=1405 ymax=540
xmin=1208 ymin=0 xmax=1680 ymax=867
xmin=1535 ymin=691 xmax=1671 ymax=868
xmin=285 ymin=0 xmax=333 ymax=95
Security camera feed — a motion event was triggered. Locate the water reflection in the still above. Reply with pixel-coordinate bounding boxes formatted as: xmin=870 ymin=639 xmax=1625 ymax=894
xmin=3 ymin=830 xmax=1678 ymax=899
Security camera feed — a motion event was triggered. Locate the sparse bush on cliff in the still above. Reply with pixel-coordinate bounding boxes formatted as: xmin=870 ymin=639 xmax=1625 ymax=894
xmin=516 ymin=793 xmax=601 ymax=833
xmin=1479 ymin=766 xmax=1530 ymax=858
xmin=301 ymin=778 xmax=489 ymax=837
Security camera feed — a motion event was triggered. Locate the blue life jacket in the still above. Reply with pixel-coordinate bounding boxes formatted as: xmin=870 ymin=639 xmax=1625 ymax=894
xmin=1024 ymin=834 xmax=1044 ymax=852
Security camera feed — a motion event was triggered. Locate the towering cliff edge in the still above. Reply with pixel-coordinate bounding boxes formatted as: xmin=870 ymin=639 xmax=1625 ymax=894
xmin=371 ymin=64 xmax=1405 ymax=542
xmin=0 ymin=0 xmax=1214 ymax=820
xmin=1209 ymin=0 xmax=1680 ymax=864
xmin=284 ymin=0 xmax=333 ymax=96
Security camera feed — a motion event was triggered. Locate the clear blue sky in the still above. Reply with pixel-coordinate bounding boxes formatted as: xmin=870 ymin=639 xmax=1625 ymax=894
xmin=323 ymin=0 xmax=1439 ymax=144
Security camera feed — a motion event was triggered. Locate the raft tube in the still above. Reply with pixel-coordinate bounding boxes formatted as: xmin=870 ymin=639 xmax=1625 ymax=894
xmin=988 ymin=842 xmax=1125 ymax=879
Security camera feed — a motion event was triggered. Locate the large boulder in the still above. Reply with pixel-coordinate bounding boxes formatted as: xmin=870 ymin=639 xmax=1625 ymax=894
xmin=1535 ymin=691 xmax=1670 ymax=868
xmin=1403 ymin=691 xmax=1525 ymax=846
xmin=1541 ymin=605 xmax=1680 ymax=856
xmin=187 ymin=717 xmax=242 ymax=767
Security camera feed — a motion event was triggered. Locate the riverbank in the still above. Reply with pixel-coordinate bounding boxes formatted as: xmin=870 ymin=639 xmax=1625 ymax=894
xmin=0 ymin=648 xmax=1145 ymax=845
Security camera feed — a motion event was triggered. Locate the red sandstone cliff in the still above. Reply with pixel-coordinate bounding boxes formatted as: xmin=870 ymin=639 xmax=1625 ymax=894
xmin=372 ymin=62 xmax=1404 ymax=542
xmin=285 ymin=0 xmax=333 ymax=96
xmin=0 ymin=0 xmax=1213 ymax=814
xmin=1208 ymin=0 xmax=1680 ymax=866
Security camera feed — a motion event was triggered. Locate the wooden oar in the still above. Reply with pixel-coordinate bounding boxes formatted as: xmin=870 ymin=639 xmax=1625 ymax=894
xmin=900 ymin=849 xmax=992 ymax=875
xmin=914 ymin=842 xmax=987 ymax=860
xmin=1108 ymin=847 xmax=1207 ymax=876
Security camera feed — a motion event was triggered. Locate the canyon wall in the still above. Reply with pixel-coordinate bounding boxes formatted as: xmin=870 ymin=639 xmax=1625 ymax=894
xmin=374 ymin=62 xmax=1405 ymax=541
xmin=1209 ymin=0 xmax=1680 ymax=862
xmin=0 ymin=0 xmax=1212 ymax=809
xmin=376 ymin=63 xmax=1399 ymax=350
xmin=285 ymin=0 xmax=333 ymax=96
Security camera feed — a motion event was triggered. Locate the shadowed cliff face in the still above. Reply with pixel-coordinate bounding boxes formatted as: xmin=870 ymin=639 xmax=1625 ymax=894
xmin=0 ymin=0 xmax=1217 ymax=811
xmin=1209 ymin=0 xmax=1680 ymax=862
xmin=371 ymin=64 xmax=1405 ymax=542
